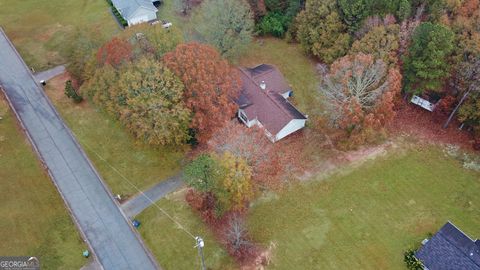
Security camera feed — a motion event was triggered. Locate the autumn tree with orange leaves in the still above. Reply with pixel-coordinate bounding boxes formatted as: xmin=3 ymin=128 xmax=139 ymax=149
xmin=319 ymin=53 xmax=402 ymax=148
xmin=164 ymin=43 xmax=241 ymax=143
xmin=96 ymin=37 xmax=133 ymax=67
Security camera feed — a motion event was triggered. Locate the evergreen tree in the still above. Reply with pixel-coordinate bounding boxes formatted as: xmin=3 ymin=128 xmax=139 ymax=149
xmin=64 ymin=80 xmax=83 ymax=103
xmin=403 ymin=22 xmax=454 ymax=94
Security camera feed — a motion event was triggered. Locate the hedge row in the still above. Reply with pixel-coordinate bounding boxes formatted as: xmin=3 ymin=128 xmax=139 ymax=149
xmin=106 ymin=0 xmax=128 ymax=27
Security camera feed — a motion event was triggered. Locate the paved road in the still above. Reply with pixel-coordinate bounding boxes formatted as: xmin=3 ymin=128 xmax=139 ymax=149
xmin=33 ymin=65 xmax=65 ymax=82
xmin=0 ymin=28 xmax=159 ymax=270
xmin=121 ymin=174 xmax=184 ymax=218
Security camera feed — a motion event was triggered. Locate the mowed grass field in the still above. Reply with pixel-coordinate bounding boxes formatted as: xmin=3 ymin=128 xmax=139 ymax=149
xmin=247 ymin=146 xmax=480 ymax=269
xmin=239 ymin=38 xmax=320 ymax=114
xmin=0 ymin=0 xmax=118 ymax=70
xmin=0 ymin=97 xmax=86 ymax=269
xmin=45 ymin=74 xmax=186 ymax=197
xmin=137 ymin=190 xmax=237 ymax=270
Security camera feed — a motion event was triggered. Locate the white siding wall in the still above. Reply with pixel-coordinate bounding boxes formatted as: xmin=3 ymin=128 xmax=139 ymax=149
xmin=238 ymin=109 xmax=257 ymax=127
xmin=238 ymin=110 xmax=306 ymax=143
xmin=275 ymin=119 xmax=306 ymax=141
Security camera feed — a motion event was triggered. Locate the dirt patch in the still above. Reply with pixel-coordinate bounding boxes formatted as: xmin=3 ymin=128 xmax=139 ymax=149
xmin=45 ymin=72 xmax=69 ymax=101
xmin=45 ymin=72 xmax=89 ymax=108
xmin=243 ymin=241 xmax=276 ymax=270
xmin=296 ymin=100 xmax=477 ymax=182
xmin=297 ymin=140 xmax=397 ymax=182
xmin=36 ymin=24 xmax=61 ymax=42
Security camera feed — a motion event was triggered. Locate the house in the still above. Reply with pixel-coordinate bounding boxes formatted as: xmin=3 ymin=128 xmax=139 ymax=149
xmin=415 ymin=221 xmax=480 ymax=270
xmin=111 ymin=0 xmax=159 ymax=26
xmin=236 ymin=64 xmax=307 ymax=142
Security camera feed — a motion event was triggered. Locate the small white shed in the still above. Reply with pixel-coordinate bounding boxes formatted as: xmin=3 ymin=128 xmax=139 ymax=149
xmin=411 ymin=95 xmax=436 ymax=112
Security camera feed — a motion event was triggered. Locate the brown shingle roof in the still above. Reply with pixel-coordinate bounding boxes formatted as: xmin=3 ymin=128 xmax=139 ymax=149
xmin=237 ymin=64 xmax=307 ymax=135
xmin=244 ymin=64 xmax=291 ymax=95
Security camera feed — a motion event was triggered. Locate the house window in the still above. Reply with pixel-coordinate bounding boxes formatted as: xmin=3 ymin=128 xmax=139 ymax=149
xmin=239 ymin=111 xmax=248 ymax=123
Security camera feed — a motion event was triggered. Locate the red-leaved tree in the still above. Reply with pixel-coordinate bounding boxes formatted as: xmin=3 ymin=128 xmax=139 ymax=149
xmin=96 ymin=37 xmax=133 ymax=67
xmin=164 ymin=43 xmax=241 ymax=143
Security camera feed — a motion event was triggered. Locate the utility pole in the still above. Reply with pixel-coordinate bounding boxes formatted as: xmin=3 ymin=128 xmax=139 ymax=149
xmin=443 ymin=88 xmax=471 ymax=129
xmin=195 ymin=236 xmax=206 ymax=270
xmin=444 ymin=57 xmax=480 ymax=129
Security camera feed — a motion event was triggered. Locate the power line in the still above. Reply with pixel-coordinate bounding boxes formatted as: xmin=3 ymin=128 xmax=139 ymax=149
xmin=80 ymin=141 xmax=197 ymax=240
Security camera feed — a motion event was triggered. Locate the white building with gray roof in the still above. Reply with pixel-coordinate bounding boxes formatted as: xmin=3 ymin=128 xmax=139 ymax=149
xmin=111 ymin=0 xmax=158 ymax=26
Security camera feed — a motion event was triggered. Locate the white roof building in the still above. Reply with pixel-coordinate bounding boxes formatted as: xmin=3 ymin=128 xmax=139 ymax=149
xmin=111 ymin=0 xmax=158 ymax=26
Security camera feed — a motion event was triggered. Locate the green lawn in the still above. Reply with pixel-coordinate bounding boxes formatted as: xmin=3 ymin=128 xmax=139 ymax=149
xmin=156 ymin=0 xmax=195 ymax=40
xmin=137 ymin=190 xmax=236 ymax=270
xmin=239 ymin=38 xmax=320 ymax=114
xmin=0 ymin=0 xmax=118 ymax=70
xmin=45 ymin=74 xmax=186 ymax=197
xmin=0 ymin=98 xmax=86 ymax=269
xmin=247 ymin=146 xmax=480 ymax=269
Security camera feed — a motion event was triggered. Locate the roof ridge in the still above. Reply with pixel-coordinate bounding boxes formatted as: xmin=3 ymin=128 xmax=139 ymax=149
xmin=239 ymin=67 xmax=305 ymax=120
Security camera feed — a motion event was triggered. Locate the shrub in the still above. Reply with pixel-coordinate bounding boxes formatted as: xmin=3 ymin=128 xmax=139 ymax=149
xmin=185 ymin=189 xmax=217 ymax=223
xmin=183 ymin=152 xmax=254 ymax=216
xmin=404 ymin=249 xmax=423 ymax=270
xmin=258 ymin=12 xmax=288 ymax=37
xmin=433 ymin=95 xmax=456 ymax=120
xmin=224 ymin=214 xmax=258 ymax=262
xmin=64 ymin=80 xmax=83 ymax=103
xmin=183 ymin=154 xmax=218 ymax=193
